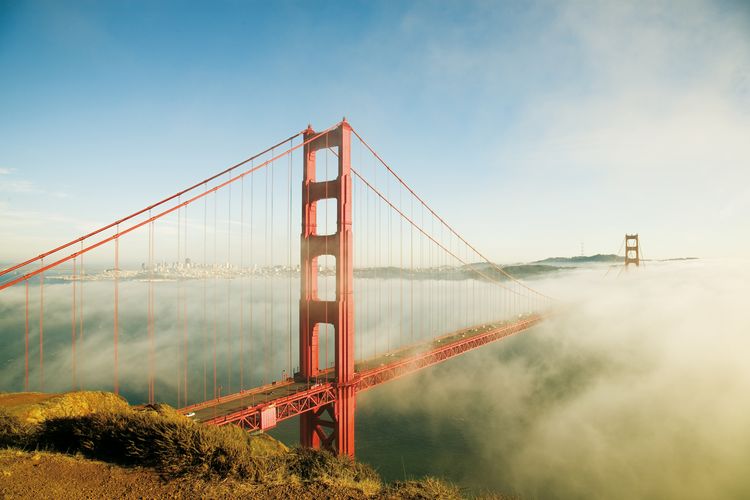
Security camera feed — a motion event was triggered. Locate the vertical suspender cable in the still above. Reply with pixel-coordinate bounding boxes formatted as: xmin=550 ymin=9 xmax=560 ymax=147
xmin=357 ymin=140 xmax=362 ymax=363
xmin=399 ymin=179 xmax=403 ymax=350
xmin=183 ymin=203 xmax=188 ymax=405
xmin=177 ymin=202 xmax=182 ymax=406
xmin=420 ymin=204 xmax=424 ymax=340
xmin=270 ymin=151 xmax=275 ymax=380
xmin=374 ymin=154 xmax=379 ymax=357
xmin=465 ymin=244 xmax=469 ymax=328
xmin=363 ymin=151 xmax=368 ymax=358
xmin=213 ymin=193 xmax=218 ymax=398
xmin=387 ymin=168 xmax=392 ymax=353
xmin=72 ymin=257 xmax=77 ymax=389
xmin=227 ymin=182 xmax=232 ymax=393
xmin=287 ymin=139 xmax=293 ymax=379
xmin=80 ymin=245 xmax=84 ymax=345
xmin=114 ymin=228 xmax=119 ymax=395
xmin=240 ymin=176 xmax=245 ymax=391
xmin=78 ymin=246 xmax=84 ymax=388
xmin=203 ymin=186 xmax=208 ymax=402
xmin=409 ymin=197 xmax=416 ymax=344
xmin=148 ymin=218 xmax=155 ymax=403
xmin=369 ymin=150 xmax=373 ymax=354
xmin=473 ymin=248 xmax=477 ymax=325
xmin=24 ymin=280 xmax=29 ymax=391
xmin=440 ymin=223 xmax=443 ymax=335
xmin=430 ymin=215 xmax=434 ymax=339
xmin=39 ymin=259 xmax=44 ymax=391
xmin=249 ymin=162 xmax=254 ymax=388
xmin=263 ymin=162 xmax=268 ymax=385
xmin=324 ymin=141 xmax=329 ymax=374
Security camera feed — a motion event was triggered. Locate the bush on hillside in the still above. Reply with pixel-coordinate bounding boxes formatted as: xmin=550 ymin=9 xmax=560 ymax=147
xmin=0 ymin=409 xmax=31 ymax=448
xmin=0 ymin=393 xmax=467 ymax=498
xmin=1 ymin=402 xmax=381 ymax=493
xmin=33 ymin=409 xmax=286 ymax=481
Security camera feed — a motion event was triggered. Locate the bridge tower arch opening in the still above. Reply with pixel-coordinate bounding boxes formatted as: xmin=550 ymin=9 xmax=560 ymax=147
xmin=298 ymin=121 xmax=355 ymax=456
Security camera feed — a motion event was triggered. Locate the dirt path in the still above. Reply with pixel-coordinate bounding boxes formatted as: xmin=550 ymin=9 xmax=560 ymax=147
xmin=0 ymin=450 xmax=203 ymax=499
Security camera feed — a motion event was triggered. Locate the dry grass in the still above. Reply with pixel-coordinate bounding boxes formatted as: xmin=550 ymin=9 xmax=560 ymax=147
xmin=0 ymin=391 xmax=128 ymax=425
xmin=25 ymin=406 xmax=289 ymax=481
xmin=0 ymin=391 xmax=475 ymax=499
xmin=473 ymin=494 xmax=522 ymax=500
xmin=384 ymin=477 xmax=463 ymax=499
xmin=286 ymin=447 xmax=383 ymax=496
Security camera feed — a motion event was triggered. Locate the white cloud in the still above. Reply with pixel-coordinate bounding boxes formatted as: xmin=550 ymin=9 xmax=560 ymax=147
xmin=0 ymin=174 xmax=70 ymax=198
xmin=363 ymin=260 xmax=750 ymax=497
xmin=506 ymin=3 xmax=750 ymax=180
xmin=383 ymin=0 xmax=750 ymax=260
xmin=0 ymin=179 xmax=40 ymax=194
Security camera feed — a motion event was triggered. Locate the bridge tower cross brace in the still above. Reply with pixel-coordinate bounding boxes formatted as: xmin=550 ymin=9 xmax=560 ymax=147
xmin=298 ymin=121 xmax=355 ymax=457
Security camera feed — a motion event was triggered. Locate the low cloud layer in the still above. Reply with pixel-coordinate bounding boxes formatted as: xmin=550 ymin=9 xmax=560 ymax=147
xmin=359 ymin=259 xmax=750 ymax=498
xmin=3 ymin=257 xmax=748 ymax=497
xmin=0 ymin=273 xmax=519 ymax=406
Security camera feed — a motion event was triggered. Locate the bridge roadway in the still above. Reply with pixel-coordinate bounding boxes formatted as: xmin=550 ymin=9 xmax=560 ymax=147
xmin=180 ymin=314 xmax=544 ymax=430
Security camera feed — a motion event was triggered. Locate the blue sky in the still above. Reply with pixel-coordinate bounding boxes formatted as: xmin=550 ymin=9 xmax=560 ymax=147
xmin=1 ymin=0 xmax=749 ymax=262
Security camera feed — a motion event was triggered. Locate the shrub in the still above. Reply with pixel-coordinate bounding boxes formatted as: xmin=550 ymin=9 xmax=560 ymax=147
xmin=32 ymin=408 xmax=287 ymax=481
xmin=0 ymin=408 xmax=31 ymax=448
xmin=386 ymin=477 xmax=463 ymax=499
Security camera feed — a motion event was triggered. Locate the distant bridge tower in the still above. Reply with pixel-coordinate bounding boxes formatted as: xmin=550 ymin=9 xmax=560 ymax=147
xmin=624 ymin=234 xmax=640 ymax=267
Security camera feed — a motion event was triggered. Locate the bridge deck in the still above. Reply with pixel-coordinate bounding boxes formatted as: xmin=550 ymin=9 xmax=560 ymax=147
xmin=182 ymin=314 xmax=543 ymax=429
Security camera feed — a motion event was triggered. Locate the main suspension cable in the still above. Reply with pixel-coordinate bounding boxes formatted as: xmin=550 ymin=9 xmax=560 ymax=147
xmin=350 ymin=127 xmax=553 ymax=302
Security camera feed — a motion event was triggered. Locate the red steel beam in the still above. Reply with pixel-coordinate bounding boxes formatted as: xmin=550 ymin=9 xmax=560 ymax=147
xmin=198 ymin=315 xmax=544 ymax=431
xmin=180 ymin=379 xmax=296 ymax=414
xmin=356 ymin=315 xmax=543 ymax=392
xmin=204 ymin=383 xmax=337 ymax=430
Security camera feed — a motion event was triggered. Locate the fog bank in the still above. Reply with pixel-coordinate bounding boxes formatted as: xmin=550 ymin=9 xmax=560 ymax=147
xmin=358 ymin=259 xmax=750 ymax=498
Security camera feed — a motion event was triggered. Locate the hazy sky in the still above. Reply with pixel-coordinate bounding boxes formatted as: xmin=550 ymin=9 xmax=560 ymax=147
xmin=1 ymin=0 xmax=749 ymax=263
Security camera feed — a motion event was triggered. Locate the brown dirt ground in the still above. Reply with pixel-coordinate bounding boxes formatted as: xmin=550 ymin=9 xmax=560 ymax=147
xmin=0 ymin=450 xmax=375 ymax=499
xmin=0 ymin=449 xmax=196 ymax=499
xmin=0 ymin=393 xmax=58 ymax=408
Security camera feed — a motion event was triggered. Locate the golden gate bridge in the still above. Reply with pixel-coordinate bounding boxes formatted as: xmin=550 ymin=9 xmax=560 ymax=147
xmin=0 ymin=120 xmax=553 ymax=457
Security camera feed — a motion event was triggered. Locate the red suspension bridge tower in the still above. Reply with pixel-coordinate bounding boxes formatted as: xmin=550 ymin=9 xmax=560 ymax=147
xmin=298 ymin=121 xmax=355 ymax=456
xmin=625 ymin=234 xmax=640 ymax=268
